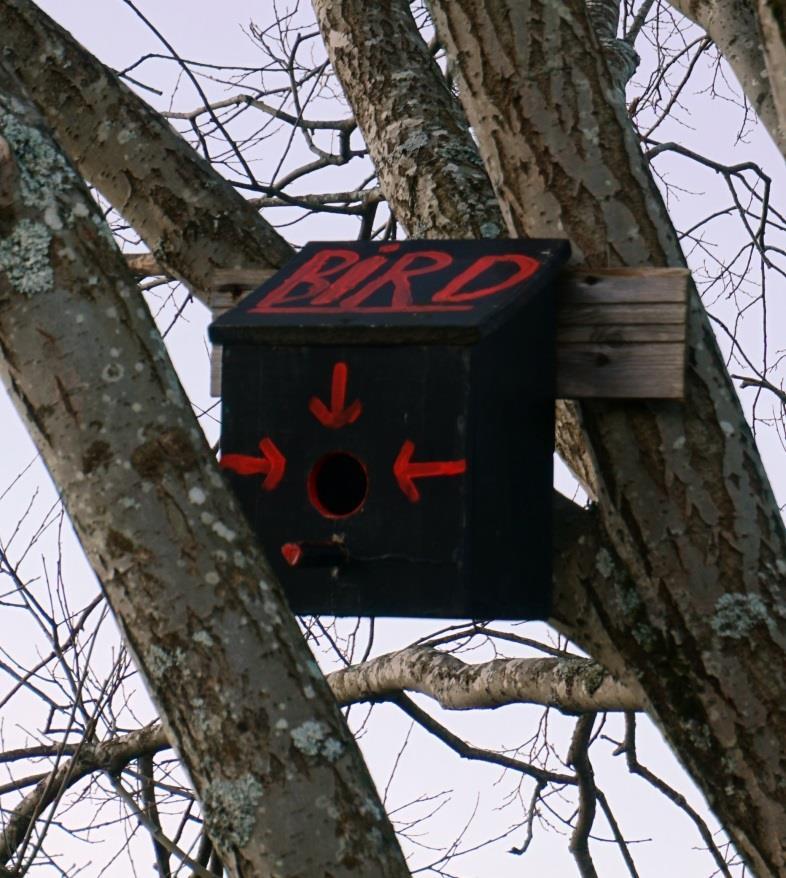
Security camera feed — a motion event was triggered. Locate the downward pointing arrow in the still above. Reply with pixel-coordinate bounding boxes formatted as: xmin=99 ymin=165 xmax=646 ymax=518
xmin=220 ymin=437 xmax=286 ymax=491
xmin=393 ymin=440 xmax=467 ymax=502
xmin=309 ymin=362 xmax=363 ymax=429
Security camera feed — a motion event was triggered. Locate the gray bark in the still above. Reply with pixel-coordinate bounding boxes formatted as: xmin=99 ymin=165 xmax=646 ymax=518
xmin=429 ymin=3 xmax=786 ymax=875
xmin=585 ymin=0 xmax=640 ymax=97
xmin=312 ymin=0 xmax=502 ymax=239
xmin=755 ymin=0 xmax=786 ymax=149
xmin=312 ymin=0 xmax=786 ymax=874
xmin=0 ymin=65 xmax=409 ymax=878
xmin=327 ymin=647 xmax=640 ymax=712
xmin=0 ymin=0 xmax=294 ymax=298
xmin=666 ymin=0 xmax=786 ymax=158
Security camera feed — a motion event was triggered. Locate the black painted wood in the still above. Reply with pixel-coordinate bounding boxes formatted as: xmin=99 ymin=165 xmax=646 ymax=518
xmin=210 ymin=239 xmax=568 ymax=619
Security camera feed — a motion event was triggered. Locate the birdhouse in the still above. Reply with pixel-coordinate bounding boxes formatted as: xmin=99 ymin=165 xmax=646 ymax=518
xmin=209 ymin=239 xmax=570 ymax=619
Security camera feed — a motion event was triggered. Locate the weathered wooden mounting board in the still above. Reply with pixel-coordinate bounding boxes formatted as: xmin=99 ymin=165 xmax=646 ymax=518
xmin=200 ymin=265 xmax=688 ymax=400
xmin=557 ymin=267 xmax=688 ymax=399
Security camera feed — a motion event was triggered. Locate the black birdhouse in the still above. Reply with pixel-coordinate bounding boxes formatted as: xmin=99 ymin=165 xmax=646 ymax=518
xmin=209 ymin=239 xmax=569 ymax=619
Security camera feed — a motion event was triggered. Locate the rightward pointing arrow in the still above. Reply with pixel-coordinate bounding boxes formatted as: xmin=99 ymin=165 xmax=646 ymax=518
xmin=393 ymin=439 xmax=467 ymax=503
xmin=220 ymin=437 xmax=286 ymax=491
xmin=309 ymin=361 xmax=363 ymax=429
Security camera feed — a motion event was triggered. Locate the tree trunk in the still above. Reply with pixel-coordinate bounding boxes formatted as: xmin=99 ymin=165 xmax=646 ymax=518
xmin=428 ymin=3 xmax=786 ymax=875
xmin=0 ymin=0 xmax=294 ymax=297
xmin=666 ymin=0 xmax=786 ymax=159
xmin=755 ymin=0 xmax=786 ymax=149
xmin=313 ymin=0 xmax=502 ymax=239
xmin=0 ymin=63 xmax=409 ymax=878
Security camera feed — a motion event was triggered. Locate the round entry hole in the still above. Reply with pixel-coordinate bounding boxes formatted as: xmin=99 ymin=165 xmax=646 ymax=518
xmin=308 ymin=452 xmax=368 ymax=519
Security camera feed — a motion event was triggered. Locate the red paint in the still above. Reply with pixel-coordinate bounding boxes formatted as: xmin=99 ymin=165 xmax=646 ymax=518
xmin=281 ymin=542 xmax=303 ymax=567
xmin=309 ymin=362 xmax=363 ymax=429
xmin=248 ymin=249 xmax=360 ymax=310
xmin=393 ymin=440 xmax=467 ymax=503
xmin=310 ymin=256 xmax=388 ymax=305
xmin=432 ymin=253 xmax=540 ymax=302
xmin=338 ymin=250 xmax=454 ymax=309
xmin=255 ymin=306 xmax=470 ymax=313
xmin=248 ymin=246 xmax=541 ymax=313
xmin=220 ymin=437 xmax=286 ymax=491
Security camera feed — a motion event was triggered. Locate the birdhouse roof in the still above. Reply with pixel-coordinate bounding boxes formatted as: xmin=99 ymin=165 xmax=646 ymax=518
xmin=208 ymin=239 xmax=570 ymax=345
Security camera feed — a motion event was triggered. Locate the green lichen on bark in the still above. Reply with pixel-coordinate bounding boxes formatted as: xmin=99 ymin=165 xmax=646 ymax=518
xmin=0 ymin=102 xmax=86 ymax=296
xmin=0 ymin=111 xmax=70 ymax=207
xmin=712 ymin=593 xmax=771 ymax=640
xmin=291 ymin=720 xmax=345 ymax=762
xmin=145 ymin=644 xmax=187 ymax=681
xmin=582 ymin=661 xmax=608 ymax=696
xmin=0 ymin=218 xmax=52 ymax=295
xmin=203 ymin=775 xmax=264 ymax=849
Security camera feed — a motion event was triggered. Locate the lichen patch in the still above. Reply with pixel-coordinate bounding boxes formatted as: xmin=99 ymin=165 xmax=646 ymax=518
xmin=712 ymin=593 xmax=771 ymax=640
xmin=203 ymin=775 xmax=263 ymax=849
xmin=0 ymin=219 xmax=53 ymax=295
xmin=188 ymin=486 xmax=207 ymax=505
xmin=290 ymin=720 xmax=345 ymax=762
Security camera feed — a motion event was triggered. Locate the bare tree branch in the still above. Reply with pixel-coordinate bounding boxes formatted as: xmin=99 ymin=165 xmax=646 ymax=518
xmin=390 ymin=694 xmax=575 ymax=785
xmin=328 ymin=647 xmax=640 ymax=713
xmin=567 ymin=715 xmax=599 ymax=878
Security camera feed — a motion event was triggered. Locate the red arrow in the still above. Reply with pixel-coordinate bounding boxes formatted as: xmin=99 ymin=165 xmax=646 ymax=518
xmin=393 ymin=440 xmax=467 ymax=503
xmin=309 ymin=362 xmax=363 ymax=429
xmin=220 ymin=437 xmax=286 ymax=491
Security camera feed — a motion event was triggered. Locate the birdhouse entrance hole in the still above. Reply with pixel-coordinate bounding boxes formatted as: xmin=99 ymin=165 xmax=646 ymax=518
xmin=308 ymin=451 xmax=368 ymax=519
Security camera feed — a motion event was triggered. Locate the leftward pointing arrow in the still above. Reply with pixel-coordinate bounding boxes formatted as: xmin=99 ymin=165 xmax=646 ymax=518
xmin=393 ymin=440 xmax=467 ymax=502
xmin=220 ymin=437 xmax=286 ymax=491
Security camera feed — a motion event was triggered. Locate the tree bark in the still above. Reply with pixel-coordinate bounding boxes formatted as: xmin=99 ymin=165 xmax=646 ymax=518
xmin=585 ymin=0 xmax=640 ymax=97
xmin=0 ymin=65 xmax=409 ymax=878
xmin=0 ymin=0 xmax=294 ymax=298
xmin=311 ymin=0 xmax=502 ymax=240
xmin=312 ymin=0 xmax=786 ymax=874
xmin=666 ymin=0 xmax=786 ymax=159
xmin=428 ymin=3 xmax=786 ymax=875
xmin=755 ymin=0 xmax=786 ymax=149
xmin=327 ymin=647 xmax=639 ymax=712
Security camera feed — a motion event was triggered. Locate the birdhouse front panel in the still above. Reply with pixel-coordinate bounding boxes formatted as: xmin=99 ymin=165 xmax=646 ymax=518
xmin=209 ymin=239 xmax=570 ymax=619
